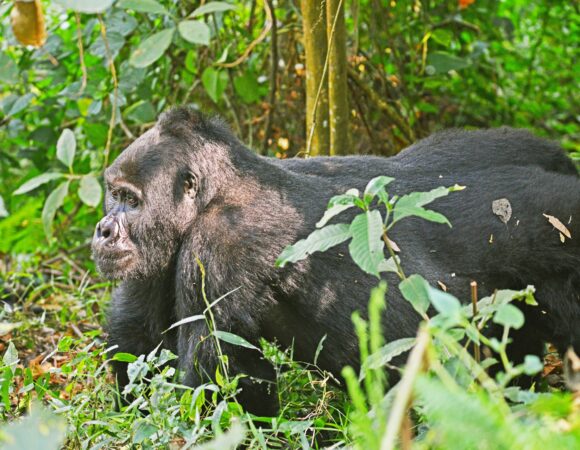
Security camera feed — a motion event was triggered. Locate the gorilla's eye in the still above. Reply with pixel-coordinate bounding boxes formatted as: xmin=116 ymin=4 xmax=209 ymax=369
xmin=110 ymin=188 xmax=120 ymax=201
xmin=126 ymin=192 xmax=139 ymax=208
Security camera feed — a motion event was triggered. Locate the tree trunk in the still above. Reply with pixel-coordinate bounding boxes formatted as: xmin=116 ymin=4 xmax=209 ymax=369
xmin=301 ymin=0 xmax=329 ymax=156
xmin=326 ymin=0 xmax=349 ymax=155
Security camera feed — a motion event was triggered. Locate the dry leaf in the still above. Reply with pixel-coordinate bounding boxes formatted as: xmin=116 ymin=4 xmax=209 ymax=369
xmin=492 ymin=198 xmax=512 ymax=224
xmin=437 ymin=281 xmax=447 ymax=292
xmin=564 ymin=348 xmax=580 ymax=391
xmin=386 ymin=236 xmax=401 ymax=252
xmin=11 ymin=0 xmax=46 ymax=47
xmin=543 ymin=213 xmax=572 ymax=240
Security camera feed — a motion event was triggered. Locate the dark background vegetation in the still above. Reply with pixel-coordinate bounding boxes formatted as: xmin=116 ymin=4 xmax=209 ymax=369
xmin=0 ymin=0 xmax=578 ymax=448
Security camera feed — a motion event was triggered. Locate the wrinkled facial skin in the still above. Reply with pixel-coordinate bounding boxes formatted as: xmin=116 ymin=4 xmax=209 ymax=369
xmin=91 ymin=128 xmax=197 ymax=280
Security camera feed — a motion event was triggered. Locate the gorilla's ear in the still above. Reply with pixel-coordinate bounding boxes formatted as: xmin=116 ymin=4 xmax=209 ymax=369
xmin=184 ymin=172 xmax=198 ymax=199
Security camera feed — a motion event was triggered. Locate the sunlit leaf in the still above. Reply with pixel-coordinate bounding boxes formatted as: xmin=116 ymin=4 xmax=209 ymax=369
xmin=0 ymin=195 xmax=8 ymax=218
xmin=56 ymin=129 xmax=76 ymax=170
xmin=130 ymin=28 xmax=175 ymax=68
xmin=117 ymin=0 xmax=169 ymax=15
xmin=42 ymin=181 xmax=70 ymax=238
xmin=493 ymin=303 xmax=525 ymax=330
xmin=348 ymin=210 xmax=384 ymax=277
xmin=178 ymin=20 xmax=211 ymax=46
xmin=13 ymin=173 xmax=65 ymax=195
xmin=190 ymin=1 xmax=235 ymax=18
xmin=78 ymin=174 xmax=102 ymax=208
xmin=55 ymin=0 xmax=115 ymax=13
xmin=276 ymin=223 xmax=352 ymax=267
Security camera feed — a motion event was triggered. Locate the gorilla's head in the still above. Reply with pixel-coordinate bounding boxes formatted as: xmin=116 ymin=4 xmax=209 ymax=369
xmin=91 ymin=108 xmax=240 ymax=280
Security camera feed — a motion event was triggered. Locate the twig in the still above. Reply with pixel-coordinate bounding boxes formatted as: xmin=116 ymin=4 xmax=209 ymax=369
xmin=470 ymin=281 xmax=481 ymax=364
xmin=74 ymin=13 xmax=87 ymax=97
xmin=217 ymin=0 xmax=272 ymax=68
xmin=348 ymin=67 xmax=414 ymax=146
xmin=98 ymin=14 xmax=119 ymax=168
xmin=380 ymin=328 xmax=430 ymax=450
xmin=261 ymin=0 xmax=278 ymax=155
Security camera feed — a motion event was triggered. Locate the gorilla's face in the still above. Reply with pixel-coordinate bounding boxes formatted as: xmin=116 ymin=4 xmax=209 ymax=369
xmin=91 ymin=127 xmax=200 ymax=280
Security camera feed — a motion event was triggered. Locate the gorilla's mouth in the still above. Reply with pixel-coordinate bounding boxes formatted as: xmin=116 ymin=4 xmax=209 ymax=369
xmin=92 ymin=247 xmax=136 ymax=279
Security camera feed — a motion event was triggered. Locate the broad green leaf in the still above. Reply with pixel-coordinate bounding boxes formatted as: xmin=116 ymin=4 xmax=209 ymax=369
xmin=316 ymin=188 xmax=361 ymax=227
xmin=42 ymin=181 xmax=70 ymax=238
xmin=348 ymin=210 xmax=385 ymax=277
xmin=233 ymin=71 xmax=261 ymax=103
xmin=56 ymin=129 xmax=76 ymax=170
xmin=316 ymin=203 xmax=355 ymax=228
xmin=493 ymin=303 xmax=525 ymax=330
xmin=2 ymin=342 xmax=18 ymax=367
xmin=133 ymin=422 xmax=158 ymax=444
xmin=0 ymin=195 xmax=8 ymax=218
xmin=427 ymin=52 xmax=470 ymax=74
xmin=276 ymin=223 xmax=352 ymax=267
xmin=14 ymin=173 xmax=65 ymax=195
xmin=130 ymin=28 xmax=175 ymax=68
xmin=111 ymin=353 xmax=138 ymax=363
xmin=178 ymin=20 xmax=211 ymax=46
xmin=428 ymin=286 xmax=462 ymax=317
xmin=117 ymin=0 xmax=169 ymax=15
xmin=55 ymin=0 xmax=114 ymax=13
xmin=78 ymin=175 xmax=102 ymax=208
xmin=431 ymin=29 xmax=453 ymax=47
xmin=214 ymin=331 xmax=258 ymax=351
xmin=377 ymin=257 xmax=399 ymax=274
xmin=522 ymin=355 xmax=543 ymax=375
xmin=363 ymin=337 xmax=416 ymax=373
xmin=190 ymin=1 xmax=235 ymax=17
xmin=399 ymin=274 xmax=430 ymax=317
xmin=364 ymin=176 xmax=394 ymax=198
xmin=392 ymin=186 xmax=455 ymax=226
xmin=125 ymin=100 xmax=157 ymax=123
xmin=201 ymin=67 xmax=228 ymax=103
xmin=7 ymin=93 xmax=33 ymax=116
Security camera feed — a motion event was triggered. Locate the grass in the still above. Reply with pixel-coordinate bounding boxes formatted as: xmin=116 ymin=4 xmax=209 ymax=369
xmin=0 ymin=253 xmax=578 ymax=449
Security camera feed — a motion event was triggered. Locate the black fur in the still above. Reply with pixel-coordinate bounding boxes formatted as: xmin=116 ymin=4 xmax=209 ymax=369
xmin=93 ymin=108 xmax=580 ymax=415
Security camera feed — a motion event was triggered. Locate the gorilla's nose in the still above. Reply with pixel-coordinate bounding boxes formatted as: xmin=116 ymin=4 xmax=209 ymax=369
xmin=95 ymin=216 xmax=119 ymax=246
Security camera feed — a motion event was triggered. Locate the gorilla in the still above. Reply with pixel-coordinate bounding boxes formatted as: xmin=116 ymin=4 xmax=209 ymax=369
xmin=92 ymin=107 xmax=580 ymax=415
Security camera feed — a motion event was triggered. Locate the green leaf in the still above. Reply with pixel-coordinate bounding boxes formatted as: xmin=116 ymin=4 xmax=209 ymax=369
xmin=42 ymin=181 xmax=70 ymax=239
xmin=111 ymin=353 xmax=138 ymax=363
xmin=427 ymin=52 xmax=470 ymax=74
xmin=55 ymin=0 xmax=114 ymax=13
xmin=431 ymin=29 xmax=453 ymax=47
xmin=133 ymin=422 xmax=158 ymax=444
xmin=348 ymin=210 xmax=385 ymax=277
xmin=0 ymin=52 xmax=19 ymax=85
xmin=493 ymin=303 xmax=525 ymax=330
xmin=233 ymin=71 xmax=261 ymax=103
xmin=0 ymin=195 xmax=8 ymax=218
xmin=522 ymin=355 xmax=543 ymax=375
xmin=117 ymin=0 xmax=169 ymax=15
xmin=56 ymin=129 xmax=76 ymax=170
xmin=363 ymin=337 xmax=416 ymax=372
xmin=130 ymin=28 xmax=175 ymax=68
xmin=78 ymin=175 xmax=102 ymax=208
xmin=13 ymin=173 xmax=65 ymax=195
xmin=428 ymin=286 xmax=462 ymax=318
xmin=364 ymin=176 xmax=394 ymax=198
xmin=276 ymin=223 xmax=352 ymax=267
xmin=399 ymin=274 xmax=430 ymax=317
xmin=316 ymin=189 xmax=361 ymax=228
xmin=214 ymin=331 xmax=258 ymax=351
xmin=201 ymin=67 xmax=228 ymax=103
xmin=377 ymin=257 xmax=399 ymax=274
xmin=124 ymin=100 xmax=157 ymax=123
xmin=7 ymin=93 xmax=33 ymax=117
xmin=178 ymin=20 xmax=211 ymax=46
xmin=190 ymin=1 xmax=235 ymax=17
xmin=393 ymin=186 xmax=454 ymax=226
